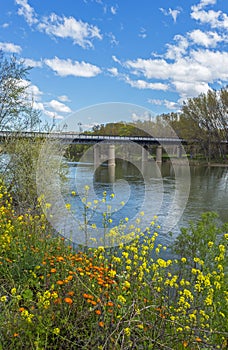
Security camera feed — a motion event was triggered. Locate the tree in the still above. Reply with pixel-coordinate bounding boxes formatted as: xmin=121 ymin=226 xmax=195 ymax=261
xmin=180 ymin=87 xmax=228 ymax=162
xmin=0 ymin=51 xmax=40 ymax=131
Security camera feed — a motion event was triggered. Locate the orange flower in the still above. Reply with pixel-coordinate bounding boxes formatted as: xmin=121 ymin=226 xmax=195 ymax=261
xmin=64 ymin=297 xmax=73 ymax=305
xmin=183 ymin=341 xmax=188 ymax=348
xmin=90 ymin=300 xmax=97 ymax=306
xmin=13 ymin=333 xmax=19 ymax=337
xmin=67 ymin=291 xmax=74 ymax=296
xmin=195 ymin=337 xmax=202 ymax=342
xmin=99 ymin=321 xmax=104 ymax=327
xmin=95 ymin=310 xmax=101 ymax=315
xmin=57 ymin=280 xmax=64 ymax=285
xmin=57 ymin=256 xmax=64 ymax=262
xmin=19 ymin=307 xmax=25 ymax=312
xmin=50 ymin=268 xmax=57 ymax=273
xmin=107 ymin=301 xmax=114 ymax=307
xmin=54 ymin=298 xmax=62 ymax=304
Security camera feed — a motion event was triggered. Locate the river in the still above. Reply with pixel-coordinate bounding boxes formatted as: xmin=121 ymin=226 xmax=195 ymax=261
xmin=62 ymin=160 xmax=228 ymax=247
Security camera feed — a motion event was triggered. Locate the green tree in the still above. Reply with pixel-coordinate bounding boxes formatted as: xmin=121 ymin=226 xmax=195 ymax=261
xmin=0 ymin=51 xmax=40 ymax=131
xmin=180 ymin=87 xmax=228 ymax=162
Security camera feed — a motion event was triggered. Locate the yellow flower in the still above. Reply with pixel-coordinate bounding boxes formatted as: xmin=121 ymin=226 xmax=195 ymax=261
xmin=65 ymin=203 xmax=71 ymax=210
xmin=11 ymin=288 xmax=17 ymax=295
xmin=117 ymin=295 xmax=126 ymax=304
xmin=0 ymin=295 xmax=7 ymax=302
xmin=53 ymin=328 xmax=60 ymax=335
xmin=124 ymin=281 xmax=131 ymax=289
xmin=124 ymin=328 xmax=131 ymax=337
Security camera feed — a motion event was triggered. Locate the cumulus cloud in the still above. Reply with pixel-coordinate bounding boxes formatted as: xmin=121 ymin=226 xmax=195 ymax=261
xmin=191 ymin=1 xmax=228 ymax=30
xmin=43 ymin=110 xmax=64 ymax=120
xmin=15 ymin=0 xmax=103 ymax=48
xmin=23 ymin=58 xmax=43 ymax=67
xmin=165 ymin=35 xmax=189 ymax=59
xmin=125 ymin=77 xmax=168 ymax=91
xmin=188 ymin=29 xmax=224 ymax=47
xmin=123 ymin=47 xmax=228 ymax=99
xmin=38 ymin=14 xmax=102 ymax=48
xmin=44 ymin=57 xmax=101 ymax=77
xmin=0 ymin=42 xmax=22 ymax=53
xmin=15 ymin=0 xmax=38 ymax=25
xmin=47 ymin=99 xmax=72 ymax=113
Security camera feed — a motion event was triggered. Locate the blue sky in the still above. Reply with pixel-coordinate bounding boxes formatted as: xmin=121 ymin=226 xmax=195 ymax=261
xmin=0 ymin=0 xmax=227 ymax=129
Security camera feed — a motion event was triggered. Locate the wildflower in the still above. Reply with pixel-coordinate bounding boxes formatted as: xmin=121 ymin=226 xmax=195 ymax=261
xmin=71 ymin=191 xmax=76 ymax=196
xmin=117 ymin=295 xmax=126 ymax=304
xmin=95 ymin=309 xmax=101 ymax=315
xmin=11 ymin=288 xmax=17 ymax=295
xmin=208 ymin=241 xmax=214 ymax=248
xmin=53 ymin=328 xmax=60 ymax=335
xmin=84 ymin=185 xmax=90 ymax=191
xmin=13 ymin=333 xmax=19 ymax=337
xmin=65 ymin=203 xmax=71 ymax=210
xmin=99 ymin=321 xmax=104 ymax=327
xmin=181 ymin=257 xmax=187 ymax=263
xmin=57 ymin=280 xmax=64 ymax=285
xmin=0 ymin=295 xmax=7 ymax=302
xmin=110 ymin=193 xmax=115 ymax=198
xmin=124 ymin=281 xmax=130 ymax=289
xmin=64 ymin=297 xmax=73 ymax=305
xmin=124 ymin=328 xmax=131 ymax=337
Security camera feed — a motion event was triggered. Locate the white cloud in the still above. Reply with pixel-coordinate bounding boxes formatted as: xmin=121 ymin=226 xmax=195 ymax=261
xmin=160 ymin=7 xmax=182 ymax=23
xmin=110 ymin=6 xmax=117 ymax=15
xmin=33 ymin=101 xmax=44 ymax=111
xmin=148 ymin=99 xmax=180 ymax=110
xmin=15 ymin=0 xmax=38 ymax=25
xmin=131 ymin=111 xmax=153 ymax=122
xmin=15 ymin=1 xmax=102 ymax=48
xmin=107 ymin=32 xmax=119 ymax=46
xmin=107 ymin=67 xmax=119 ymax=76
xmin=23 ymin=58 xmax=43 ymax=67
xmin=139 ymin=27 xmax=147 ymax=39
xmin=0 ymin=42 xmax=22 ymax=53
xmin=192 ymin=0 xmax=217 ymax=11
xmin=2 ymin=23 xmax=9 ymax=28
xmin=191 ymin=2 xmax=228 ymax=30
xmin=48 ymin=99 xmax=72 ymax=113
xmin=58 ymin=95 xmax=71 ymax=102
xmin=27 ymin=83 xmax=43 ymax=98
xmin=38 ymin=14 xmax=102 ymax=48
xmin=112 ymin=55 xmax=121 ymax=64
xmin=124 ymin=46 xmax=228 ymax=99
xmin=188 ymin=29 xmax=224 ymax=47
xmin=165 ymin=35 xmax=189 ymax=59
xmin=125 ymin=77 xmax=168 ymax=91
xmin=44 ymin=57 xmax=101 ymax=77
xmin=43 ymin=110 xmax=64 ymax=120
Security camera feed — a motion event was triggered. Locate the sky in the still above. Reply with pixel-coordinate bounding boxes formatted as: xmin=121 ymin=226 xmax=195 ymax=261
xmin=0 ymin=0 xmax=228 ymax=130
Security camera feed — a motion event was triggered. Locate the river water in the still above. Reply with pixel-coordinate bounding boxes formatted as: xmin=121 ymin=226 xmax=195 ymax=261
xmin=63 ymin=160 xmax=228 ymax=247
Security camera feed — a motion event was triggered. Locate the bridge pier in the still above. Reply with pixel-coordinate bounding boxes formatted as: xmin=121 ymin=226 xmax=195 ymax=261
xmin=94 ymin=144 xmax=100 ymax=169
xmin=177 ymin=144 xmax=182 ymax=158
xmin=108 ymin=144 xmax=115 ymax=182
xmin=156 ymin=145 xmax=162 ymax=163
xmin=142 ymin=146 xmax=148 ymax=163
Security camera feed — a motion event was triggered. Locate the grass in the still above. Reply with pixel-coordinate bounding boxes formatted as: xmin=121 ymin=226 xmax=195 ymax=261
xmin=0 ymin=181 xmax=227 ymax=349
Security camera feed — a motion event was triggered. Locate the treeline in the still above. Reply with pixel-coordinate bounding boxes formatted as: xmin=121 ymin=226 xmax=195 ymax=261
xmin=88 ymin=87 xmax=228 ymax=162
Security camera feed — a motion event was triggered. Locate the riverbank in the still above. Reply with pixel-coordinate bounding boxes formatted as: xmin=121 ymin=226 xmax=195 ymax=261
xmin=0 ymin=180 xmax=227 ymax=349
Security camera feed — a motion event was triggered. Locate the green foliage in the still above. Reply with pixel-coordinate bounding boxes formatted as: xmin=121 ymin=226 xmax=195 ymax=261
xmin=0 ymin=51 xmax=40 ymax=131
xmin=0 ymin=182 xmax=227 ymax=349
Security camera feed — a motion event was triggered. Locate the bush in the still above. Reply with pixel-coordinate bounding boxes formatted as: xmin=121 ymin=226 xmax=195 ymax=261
xmin=0 ymin=181 xmax=227 ymax=349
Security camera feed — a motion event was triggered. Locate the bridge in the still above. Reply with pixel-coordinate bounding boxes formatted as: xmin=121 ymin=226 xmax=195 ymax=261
xmin=0 ymin=131 xmax=186 ymax=145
